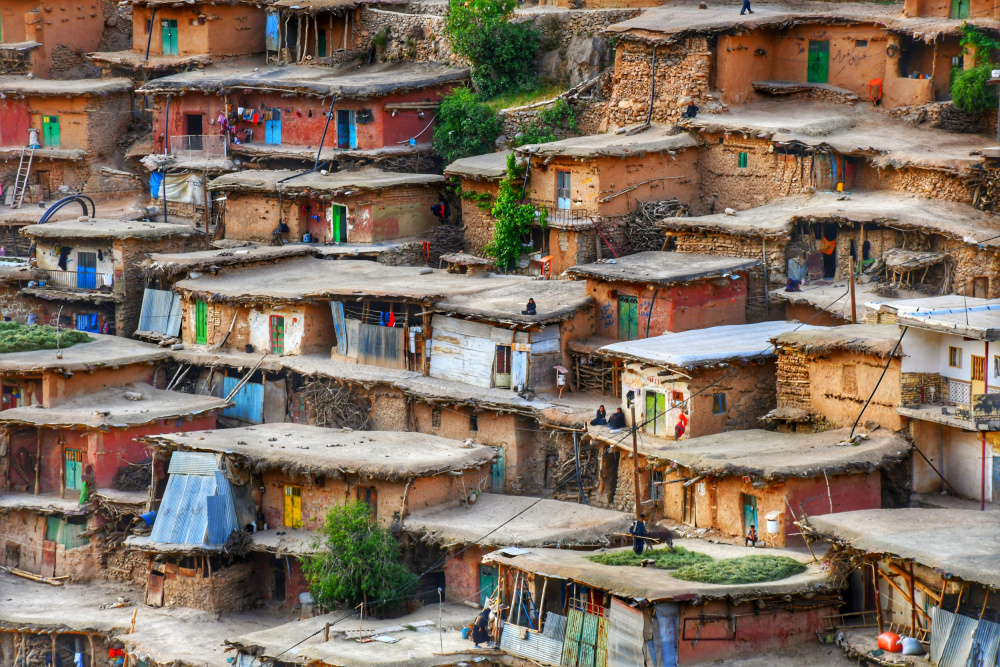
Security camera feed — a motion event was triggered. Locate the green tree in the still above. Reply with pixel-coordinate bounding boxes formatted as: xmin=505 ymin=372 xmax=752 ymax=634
xmin=446 ymin=0 xmax=540 ymax=98
xmin=515 ymin=100 xmax=580 ymax=146
xmin=433 ymin=88 xmax=503 ymax=165
xmin=952 ymin=64 xmax=996 ymax=114
xmin=302 ymin=502 xmax=416 ymax=612
xmin=484 ymin=154 xmax=546 ymax=270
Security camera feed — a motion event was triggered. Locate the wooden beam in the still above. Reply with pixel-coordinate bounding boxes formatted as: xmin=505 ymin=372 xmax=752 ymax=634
xmin=887 ymin=562 xmax=942 ymax=604
xmin=908 ymin=562 xmax=918 ymax=631
xmin=873 ymin=562 xmax=884 ymax=634
xmin=34 ymin=428 xmax=41 ymax=495
xmin=878 ymin=569 xmax=932 ymax=623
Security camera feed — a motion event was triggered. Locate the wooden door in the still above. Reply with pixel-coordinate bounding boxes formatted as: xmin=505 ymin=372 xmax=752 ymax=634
xmin=65 ymin=449 xmax=83 ymax=490
xmin=972 ymin=354 xmax=986 ymax=398
xmin=511 ymin=345 xmax=529 ymax=390
xmin=478 ymin=564 xmax=498 ymax=607
xmin=161 ymin=19 xmax=179 ymax=55
xmin=974 ymin=277 xmax=989 ymax=299
xmin=42 ymin=115 xmax=60 ymax=147
xmin=283 ymin=485 xmax=302 ymax=527
xmin=195 ymin=300 xmax=207 ymax=344
xmin=147 ymin=572 xmax=165 ymax=607
xmin=356 ymin=486 xmax=377 ymax=521
xmin=617 ymin=295 xmax=638 ymax=340
xmin=41 ymin=541 xmax=57 ymax=577
xmin=807 ymin=41 xmax=829 ymax=83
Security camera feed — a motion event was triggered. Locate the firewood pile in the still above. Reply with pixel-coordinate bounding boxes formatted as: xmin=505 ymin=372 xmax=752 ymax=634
xmin=301 ymin=379 xmax=371 ymax=430
xmin=429 ymin=224 xmax=465 ymax=266
xmin=112 ymin=460 xmax=152 ymax=492
xmin=623 ymin=199 xmax=690 ymax=253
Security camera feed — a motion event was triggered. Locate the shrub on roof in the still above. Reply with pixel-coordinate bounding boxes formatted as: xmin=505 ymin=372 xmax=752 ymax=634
xmin=433 ymin=87 xmax=503 ymax=165
xmin=951 ymin=64 xmax=996 ymax=115
xmin=588 ymin=546 xmax=712 ymax=569
xmin=0 ymin=322 xmax=93 ymax=354
xmin=673 ymin=555 xmax=806 ymax=585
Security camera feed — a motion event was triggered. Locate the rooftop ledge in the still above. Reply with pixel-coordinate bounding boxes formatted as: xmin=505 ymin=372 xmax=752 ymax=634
xmin=897 ymin=404 xmax=975 ymax=431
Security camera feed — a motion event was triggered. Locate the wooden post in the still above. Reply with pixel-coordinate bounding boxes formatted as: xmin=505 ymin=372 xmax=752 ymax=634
xmin=538 ymin=576 xmax=548 ymax=630
xmin=52 ymin=633 xmax=57 ymax=667
xmin=849 ymin=261 xmax=857 ymax=324
xmin=908 ymin=562 xmax=918 ymax=632
xmin=59 ymin=440 xmax=65 ymax=499
xmin=324 ymin=623 xmax=330 ymax=642
xmin=873 ymin=562 xmax=884 ymax=634
xmin=956 ymin=581 xmax=968 ymax=612
xmin=630 ymin=400 xmax=641 ymax=520
xmin=34 ymin=428 xmax=41 ymax=495
xmin=87 ymin=632 xmax=95 ymax=667
xmin=206 ymin=554 xmax=217 ymax=614
xmin=981 ymin=588 xmax=991 ymax=619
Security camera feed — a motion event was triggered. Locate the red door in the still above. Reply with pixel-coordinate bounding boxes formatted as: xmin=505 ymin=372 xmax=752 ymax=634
xmin=0 ymin=99 xmax=30 ymax=147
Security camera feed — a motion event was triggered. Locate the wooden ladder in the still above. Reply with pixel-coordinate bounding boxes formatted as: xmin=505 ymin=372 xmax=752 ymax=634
xmin=12 ymin=146 xmax=34 ymax=209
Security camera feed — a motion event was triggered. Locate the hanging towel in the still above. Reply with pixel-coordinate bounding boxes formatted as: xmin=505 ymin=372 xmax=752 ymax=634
xmin=388 ymin=312 xmax=395 ymax=328
xmin=819 ymin=237 xmax=837 ymax=255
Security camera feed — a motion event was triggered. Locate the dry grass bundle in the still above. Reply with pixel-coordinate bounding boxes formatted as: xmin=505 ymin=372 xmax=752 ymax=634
xmin=588 ymin=546 xmax=710 ymax=569
xmin=301 ymin=380 xmax=371 ymax=430
xmin=224 ymin=529 xmax=253 ymax=558
xmin=0 ymin=322 xmax=92 ymax=354
xmin=673 ymin=555 xmax=806 ymax=585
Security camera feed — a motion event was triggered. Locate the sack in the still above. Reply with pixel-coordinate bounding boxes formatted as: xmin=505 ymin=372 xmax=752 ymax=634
xmin=900 ymin=637 xmax=924 ymax=655
xmin=877 ymin=632 xmax=902 ymax=652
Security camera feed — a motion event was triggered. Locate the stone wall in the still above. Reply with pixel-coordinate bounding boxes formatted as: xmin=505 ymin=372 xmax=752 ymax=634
xmin=695 ymin=138 xmax=812 ymax=215
xmin=459 ymin=180 xmax=500 ymax=255
xmin=157 ymin=559 xmax=257 ymax=611
xmin=357 ymin=7 xmax=453 ymax=62
xmin=776 ymin=348 xmax=811 ymax=413
xmin=606 ymin=39 xmax=714 ymax=128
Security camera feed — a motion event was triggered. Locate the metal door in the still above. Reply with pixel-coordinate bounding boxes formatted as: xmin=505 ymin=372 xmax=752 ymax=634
xmin=807 ymin=41 xmax=829 ymax=83
xmin=222 ymin=376 xmax=264 ymax=423
xmin=270 ymin=315 xmax=285 ymax=354
xmin=617 ymin=295 xmax=638 ymax=340
xmin=264 ymin=109 xmax=281 ymax=144
xmin=195 ymin=300 xmax=207 ymax=344
xmin=42 ymin=115 xmax=60 ymax=147
xmin=494 ymin=344 xmax=512 ymax=388
xmin=337 ymin=109 xmax=356 ymax=149
xmin=645 ymin=391 xmax=666 ymax=436
xmin=742 ymin=493 xmax=758 ymax=536
xmin=161 ymin=19 xmax=179 ymax=55
xmin=328 ymin=204 xmax=347 ymax=242
xmin=490 ymin=446 xmax=504 ymax=493
xmin=284 ymin=485 xmax=302 ymax=527
xmin=479 ymin=564 xmax=498 ymax=607
xmin=557 ymin=171 xmax=571 ymax=210
xmin=77 ymin=251 xmax=96 ymax=289
xmin=265 ymin=12 xmax=279 ymax=50
xmin=65 ymin=449 xmax=83 ymax=490
xmin=511 ymin=345 xmax=529 ymax=390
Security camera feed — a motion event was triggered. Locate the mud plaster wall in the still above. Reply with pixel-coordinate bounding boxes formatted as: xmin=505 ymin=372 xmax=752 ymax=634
xmin=181 ymin=299 xmax=335 ymax=355
xmin=132 ymin=4 xmax=265 ymax=57
xmin=910 ymin=421 xmax=991 ymax=500
xmin=253 ymin=551 xmax=309 ymax=606
xmin=458 ymin=179 xmax=501 ymax=256
xmin=441 ymin=544 xmax=490 ymax=604
xmin=259 ymin=465 xmax=490 ymax=530
xmin=607 ymin=39 xmax=712 ymax=128
xmin=155 ymin=558 xmax=257 ymax=611
xmin=0 ymin=509 xmax=102 ymax=580
xmin=18 ymin=0 xmax=108 ymax=78
xmin=117 ymin=235 xmax=201 ymax=337
xmin=904 ymin=0 xmax=996 ymax=19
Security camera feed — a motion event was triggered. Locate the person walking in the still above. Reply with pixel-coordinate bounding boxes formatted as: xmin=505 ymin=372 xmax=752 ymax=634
xmin=740 ymin=0 xmax=753 ymax=14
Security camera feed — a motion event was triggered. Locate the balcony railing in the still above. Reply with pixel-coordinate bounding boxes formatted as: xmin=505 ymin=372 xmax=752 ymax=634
xmin=544 ymin=208 xmax=595 ymax=228
xmin=169 ymin=134 xmax=227 ymax=159
xmin=37 ymin=270 xmax=113 ymax=291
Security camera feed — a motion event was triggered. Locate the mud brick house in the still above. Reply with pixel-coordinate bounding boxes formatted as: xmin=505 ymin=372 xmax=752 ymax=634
xmin=89 ymin=0 xmax=267 ymax=77
xmin=511 ymin=126 xmax=699 ymax=274
xmin=589 ymin=425 xmax=910 ymax=545
xmin=430 ymin=279 xmax=594 ymax=393
xmin=138 ymin=62 xmax=469 ymax=170
xmin=402 ymin=493 xmax=630 ymax=605
xmin=807 ymin=509 xmax=1000 ymax=664
xmin=565 ymin=252 xmax=760 ymax=339
xmin=0 ymin=77 xmax=135 ymax=195
xmin=0 ymin=0 xmax=110 ymax=77
xmin=131 ymin=424 xmax=496 ymax=610
xmin=20 ymin=219 xmax=201 ymax=337
xmin=595 ymin=320 xmax=817 ymax=440
xmin=444 ymin=150 xmax=512 ymax=257
xmin=207 ymin=168 xmax=444 ymax=245
xmin=767 ymin=324 xmax=905 ymax=434
xmin=889 ymin=299 xmax=1000 ymax=505
xmin=601 ymin=1 xmax=997 ymax=126
xmin=486 ymin=541 xmax=842 ymax=665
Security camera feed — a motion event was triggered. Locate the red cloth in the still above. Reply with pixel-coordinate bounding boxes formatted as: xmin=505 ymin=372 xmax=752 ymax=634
xmin=388 ymin=312 xmax=395 ymax=327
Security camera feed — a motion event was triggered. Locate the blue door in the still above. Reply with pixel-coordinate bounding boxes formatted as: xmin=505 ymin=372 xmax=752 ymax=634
xmin=77 ymin=252 xmax=97 ymax=289
xmin=336 ymin=109 xmax=356 ymax=149
xmin=75 ymin=313 xmax=98 ymax=333
xmin=265 ymin=13 xmax=279 ymax=51
xmin=264 ymin=109 xmax=281 ymax=145
xmin=222 ymin=376 xmax=264 ymax=423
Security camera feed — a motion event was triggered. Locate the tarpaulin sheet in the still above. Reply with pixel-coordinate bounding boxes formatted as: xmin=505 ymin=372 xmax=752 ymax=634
xmin=165 ymin=172 xmax=205 ymax=204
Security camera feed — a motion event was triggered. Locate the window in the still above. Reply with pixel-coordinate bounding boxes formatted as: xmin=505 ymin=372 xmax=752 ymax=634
xmin=994 ymin=355 xmax=1000 ymax=378
xmin=855 ymin=40 xmax=868 ymax=47
xmin=65 ymin=449 xmax=83 ymax=490
xmin=269 ymin=315 xmax=285 ymax=354
xmin=195 ymin=300 xmax=208 ymax=345
xmin=556 ymin=171 xmax=571 ymax=210
xmin=712 ymin=392 xmax=727 ymax=415
xmin=431 ymin=407 xmax=442 ymax=427
xmin=670 ymin=391 xmax=684 ymax=407
xmin=650 ymin=470 xmax=664 ymax=502
xmin=283 ymin=485 xmax=301 ymax=527
xmin=737 ymin=151 xmax=748 ymax=169
xmin=949 ymin=346 xmax=963 ymax=368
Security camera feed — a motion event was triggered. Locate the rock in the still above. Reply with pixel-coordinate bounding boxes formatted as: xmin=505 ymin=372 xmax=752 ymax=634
xmin=724 ymin=207 xmax=736 ymax=216
xmin=564 ymin=36 xmax=608 ymax=86
xmin=537 ymin=48 xmax=565 ymax=82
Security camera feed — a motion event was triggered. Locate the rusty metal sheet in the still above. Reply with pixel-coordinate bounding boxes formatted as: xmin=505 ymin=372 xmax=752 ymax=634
xmin=562 ymin=609 xmax=584 ymax=667
xmin=595 ymin=617 xmax=609 ymax=667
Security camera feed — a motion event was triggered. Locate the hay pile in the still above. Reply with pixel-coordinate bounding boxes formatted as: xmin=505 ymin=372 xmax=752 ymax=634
xmin=0 ymin=322 xmax=93 ymax=354
xmin=112 ymin=460 xmax=152 ymax=492
xmin=673 ymin=555 xmax=806 ymax=585
xmin=588 ymin=546 xmax=710 ymax=569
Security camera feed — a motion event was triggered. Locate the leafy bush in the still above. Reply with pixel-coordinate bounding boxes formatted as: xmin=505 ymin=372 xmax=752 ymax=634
xmin=484 ymin=154 xmax=546 ymax=270
xmin=588 ymin=546 xmax=712 ymax=570
xmin=515 ymin=99 xmax=579 ymax=146
xmin=432 ymin=88 xmax=503 ymax=165
xmin=0 ymin=322 xmax=93 ymax=354
xmin=673 ymin=555 xmax=806 ymax=585
xmin=961 ymin=23 xmax=1000 ymax=66
xmin=951 ymin=64 xmax=996 ymax=115
xmin=446 ymin=0 xmax=540 ymax=98
xmin=303 ymin=502 xmax=416 ymax=611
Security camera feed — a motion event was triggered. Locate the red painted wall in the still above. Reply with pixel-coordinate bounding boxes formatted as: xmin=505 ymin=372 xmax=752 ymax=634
xmin=0 ymin=98 xmax=30 ymax=147
xmin=783 ymin=472 xmax=881 ymax=545
xmin=253 ymin=552 xmax=310 ymax=606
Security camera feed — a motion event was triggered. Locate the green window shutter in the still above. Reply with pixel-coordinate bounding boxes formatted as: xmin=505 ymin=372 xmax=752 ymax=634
xmin=195 ymin=300 xmax=207 ymax=344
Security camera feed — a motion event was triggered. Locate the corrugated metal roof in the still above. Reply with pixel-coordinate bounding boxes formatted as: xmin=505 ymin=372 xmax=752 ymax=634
xmin=968 ymin=618 xmax=1000 ymax=667
xmin=168 ymin=451 xmax=219 ymax=475
xmin=500 ymin=622 xmax=564 ymax=666
xmin=931 ymin=606 xmax=956 ymax=664
xmin=939 ymin=611 xmax=979 ymax=667
xmin=543 ymin=613 xmax=567 ymax=642
xmin=138 ymin=288 xmax=183 ymax=336
xmin=150 ymin=471 xmax=242 ymax=545
xmin=208 ymin=471 xmax=240 ymax=544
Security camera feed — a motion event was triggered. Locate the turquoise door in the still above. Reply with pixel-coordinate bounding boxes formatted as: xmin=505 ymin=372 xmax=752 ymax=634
xmin=490 ymin=446 xmax=504 ymax=493
xmin=265 ymin=13 xmax=279 ymax=50
xmin=479 ymin=565 xmax=498 ymax=606
xmin=161 ymin=19 xmax=178 ymax=56
xmin=337 ymin=109 xmax=356 ymax=149
xmin=264 ymin=109 xmax=281 ymax=144
xmin=742 ymin=494 xmax=758 ymax=535
xmin=65 ymin=449 xmax=83 ymax=490
xmin=617 ymin=295 xmax=638 ymax=340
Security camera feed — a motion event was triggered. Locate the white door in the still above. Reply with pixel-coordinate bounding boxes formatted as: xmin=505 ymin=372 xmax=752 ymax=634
xmin=511 ymin=344 xmax=529 ymax=391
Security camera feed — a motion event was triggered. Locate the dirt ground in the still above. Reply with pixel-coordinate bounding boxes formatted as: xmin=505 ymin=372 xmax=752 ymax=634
xmin=715 ymin=642 xmax=859 ymax=666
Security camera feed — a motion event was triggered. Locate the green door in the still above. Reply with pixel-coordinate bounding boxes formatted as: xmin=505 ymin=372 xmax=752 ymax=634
xmin=270 ymin=315 xmax=285 ymax=354
xmin=807 ymin=41 xmax=829 ymax=84
xmin=161 ymin=19 xmax=179 ymax=56
xmin=479 ymin=564 xmax=498 ymax=607
xmin=617 ymin=295 xmax=638 ymax=340
xmin=645 ymin=390 xmax=666 ymax=436
xmin=951 ymin=0 xmax=969 ymax=18
xmin=65 ymin=449 xmax=83 ymax=490
xmin=490 ymin=446 xmax=504 ymax=493
xmin=42 ymin=116 xmax=60 ymax=147
xmin=195 ymin=300 xmax=207 ymax=344
xmin=317 ymin=28 xmax=327 ymax=57
xmin=329 ymin=204 xmax=347 ymax=243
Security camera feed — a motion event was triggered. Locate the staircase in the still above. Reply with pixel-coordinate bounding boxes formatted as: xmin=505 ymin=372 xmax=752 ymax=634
xmin=11 ymin=147 xmax=34 ymax=209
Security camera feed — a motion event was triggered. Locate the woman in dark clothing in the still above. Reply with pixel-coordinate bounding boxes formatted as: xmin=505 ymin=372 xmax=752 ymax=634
xmin=591 ymin=405 xmax=607 ymax=426
xmin=471 ymin=607 xmax=492 ymax=647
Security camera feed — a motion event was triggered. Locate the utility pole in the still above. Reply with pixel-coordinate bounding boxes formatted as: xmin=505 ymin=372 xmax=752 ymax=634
xmin=849 ymin=260 xmax=857 ymax=324
xmin=629 ymin=391 xmax=641 ymax=520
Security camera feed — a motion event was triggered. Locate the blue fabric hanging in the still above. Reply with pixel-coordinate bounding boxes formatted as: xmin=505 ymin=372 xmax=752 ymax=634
xmin=150 ymin=171 xmax=164 ymax=198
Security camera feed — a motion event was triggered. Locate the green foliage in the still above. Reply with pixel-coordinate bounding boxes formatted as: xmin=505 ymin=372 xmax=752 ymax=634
xmin=484 ymin=154 xmax=544 ymax=270
xmin=515 ymin=99 xmax=579 ymax=146
xmin=303 ymin=502 xmax=416 ymax=611
xmin=673 ymin=555 xmax=807 ymax=585
xmin=432 ymin=88 xmax=503 ymax=165
xmin=460 ymin=188 xmax=495 ymax=211
xmin=960 ymin=24 xmax=1000 ymax=66
xmin=951 ymin=64 xmax=997 ymax=114
xmin=588 ymin=546 xmax=712 ymax=570
xmin=445 ymin=0 xmax=540 ymax=98
xmin=0 ymin=322 xmax=92 ymax=354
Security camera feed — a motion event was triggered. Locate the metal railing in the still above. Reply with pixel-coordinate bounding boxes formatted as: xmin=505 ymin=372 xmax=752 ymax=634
xmin=169 ymin=134 xmax=227 ymax=158
xmin=545 ymin=208 xmax=595 ymax=227
xmin=38 ymin=270 xmax=113 ymax=291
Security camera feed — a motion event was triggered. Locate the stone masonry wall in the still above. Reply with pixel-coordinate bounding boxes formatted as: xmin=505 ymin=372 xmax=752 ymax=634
xmin=672 ymin=232 xmax=787 ymax=285
xmin=357 ymin=7 xmax=453 ymax=62
xmin=115 ymin=234 xmax=205 ymax=336
xmin=776 ymin=348 xmax=811 ymax=412
xmin=459 ymin=180 xmax=500 ymax=255
xmin=160 ymin=560 xmax=257 ymax=611
xmin=695 ymin=139 xmax=812 ymax=215
xmin=607 ymin=39 xmax=713 ymax=128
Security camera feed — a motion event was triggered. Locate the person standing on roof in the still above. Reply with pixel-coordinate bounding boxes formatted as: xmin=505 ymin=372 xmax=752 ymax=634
xmin=740 ymin=0 xmax=753 ymax=14
xmin=471 ymin=606 xmax=492 ymax=647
